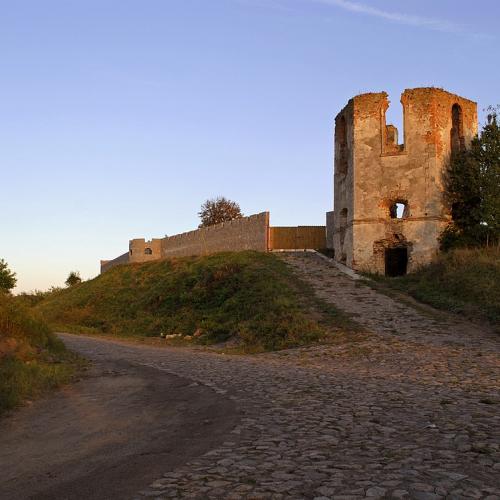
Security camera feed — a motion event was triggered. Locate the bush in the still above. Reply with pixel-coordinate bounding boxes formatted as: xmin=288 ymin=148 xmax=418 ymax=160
xmin=0 ymin=294 xmax=76 ymax=414
xmin=373 ymin=247 xmax=500 ymax=331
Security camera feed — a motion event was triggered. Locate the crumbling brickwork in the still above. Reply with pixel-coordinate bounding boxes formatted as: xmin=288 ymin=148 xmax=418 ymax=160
xmin=333 ymin=87 xmax=477 ymax=275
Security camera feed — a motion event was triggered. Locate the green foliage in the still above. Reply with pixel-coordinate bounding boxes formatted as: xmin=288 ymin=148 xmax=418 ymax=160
xmin=371 ymin=247 xmax=500 ymax=332
xmin=15 ymin=288 xmax=62 ymax=308
xmin=65 ymin=271 xmax=82 ymax=287
xmin=481 ymin=108 xmax=500 ymax=239
xmin=442 ymin=107 xmax=500 ymax=249
xmin=198 ymin=196 xmax=243 ymax=228
xmin=0 ymin=294 xmax=76 ymax=414
xmin=36 ymin=252 xmax=327 ymax=352
xmin=0 ymin=259 xmax=17 ymax=293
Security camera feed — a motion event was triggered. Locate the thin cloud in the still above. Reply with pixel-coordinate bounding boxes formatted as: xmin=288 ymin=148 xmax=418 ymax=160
xmin=313 ymin=0 xmax=464 ymax=34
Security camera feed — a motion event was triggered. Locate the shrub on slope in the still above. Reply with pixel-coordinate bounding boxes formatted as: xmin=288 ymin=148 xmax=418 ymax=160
xmin=0 ymin=295 xmax=76 ymax=414
xmin=372 ymin=247 xmax=500 ymax=331
xmin=37 ymin=251 xmax=326 ymax=352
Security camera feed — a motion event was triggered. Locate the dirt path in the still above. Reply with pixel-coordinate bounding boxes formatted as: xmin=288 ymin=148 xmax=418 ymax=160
xmin=0 ymin=345 xmax=238 ymax=500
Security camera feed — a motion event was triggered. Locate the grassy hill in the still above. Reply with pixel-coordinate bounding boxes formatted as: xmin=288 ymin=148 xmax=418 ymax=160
xmin=371 ymin=247 xmax=500 ymax=332
xmin=36 ymin=251 xmax=349 ymax=352
xmin=0 ymin=294 xmax=78 ymax=415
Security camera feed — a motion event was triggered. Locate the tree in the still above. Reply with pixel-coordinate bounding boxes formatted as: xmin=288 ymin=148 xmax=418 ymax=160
xmin=0 ymin=259 xmax=17 ymax=293
xmin=480 ymin=107 xmax=500 ymax=243
xmin=65 ymin=271 xmax=82 ymax=287
xmin=441 ymin=106 xmax=500 ymax=249
xmin=198 ymin=196 xmax=243 ymax=228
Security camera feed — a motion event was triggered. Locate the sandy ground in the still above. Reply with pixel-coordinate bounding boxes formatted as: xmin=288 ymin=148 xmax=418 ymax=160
xmin=0 ymin=344 xmax=238 ymax=500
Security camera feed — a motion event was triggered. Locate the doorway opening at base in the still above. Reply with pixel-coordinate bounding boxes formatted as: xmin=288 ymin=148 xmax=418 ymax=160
xmin=385 ymin=247 xmax=408 ymax=277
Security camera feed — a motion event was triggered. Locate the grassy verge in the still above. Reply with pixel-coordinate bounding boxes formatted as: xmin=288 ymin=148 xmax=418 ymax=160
xmin=0 ymin=294 xmax=80 ymax=415
xmin=36 ymin=251 xmax=359 ymax=352
xmin=368 ymin=247 xmax=500 ymax=332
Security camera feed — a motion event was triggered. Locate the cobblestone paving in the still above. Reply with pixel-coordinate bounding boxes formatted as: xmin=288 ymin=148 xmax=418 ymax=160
xmin=63 ymin=253 xmax=499 ymax=500
xmin=281 ymin=252 xmax=499 ymax=351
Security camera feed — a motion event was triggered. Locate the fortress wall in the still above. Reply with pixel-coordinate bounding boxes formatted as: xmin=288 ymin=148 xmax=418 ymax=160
xmin=100 ymin=252 xmax=129 ymax=273
xmin=161 ymin=212 xmax=270 ymax=258
xmin=129 ymin=238 xmax=163 ymax=263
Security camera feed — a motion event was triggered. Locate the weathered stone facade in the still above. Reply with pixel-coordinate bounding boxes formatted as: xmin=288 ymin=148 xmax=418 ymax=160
xmin=333 ymin=87 xmax=477 ymax=275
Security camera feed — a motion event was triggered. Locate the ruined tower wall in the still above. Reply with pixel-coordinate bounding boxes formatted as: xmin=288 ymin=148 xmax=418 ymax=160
xmin=332 ymin=99 xmax=355 ymax=265
xmin=334 ymin=87 xmax=477 ymax=274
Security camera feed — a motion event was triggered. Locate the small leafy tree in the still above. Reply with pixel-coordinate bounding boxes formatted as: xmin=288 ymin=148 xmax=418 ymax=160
xmin=198 ymin=196 xmax=243 ymax=228
xmin=0 ymin=259 xmax=17 ymax=293
xmin=65 ymin=271 xmax=82 ymax=287
xmin=441 ymin=106 xmax=500 ymax=249
xmin=480 ymin=107 xmax=500 ymax=243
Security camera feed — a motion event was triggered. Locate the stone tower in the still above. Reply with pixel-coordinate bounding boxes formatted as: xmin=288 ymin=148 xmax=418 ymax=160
xmin=333 ymin=87 xmax=477 ymax=275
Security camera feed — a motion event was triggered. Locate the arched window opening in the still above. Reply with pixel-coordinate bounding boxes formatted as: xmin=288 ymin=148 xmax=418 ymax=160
xmin=389 ymin=201 xmax=408 ymax=219
xmin=451 ymin=103 xmax=465 ymax=154
xmin=336 ymin=115 xmax=348 ymax=175
xmin=144 ymin=247 xmax=153 ymax=255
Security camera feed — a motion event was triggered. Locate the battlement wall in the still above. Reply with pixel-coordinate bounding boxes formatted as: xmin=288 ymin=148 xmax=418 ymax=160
xmin=161 ymin=212 xmax=269 ymax=258
xmin=100 ymin=252 xmax=129 ymax=274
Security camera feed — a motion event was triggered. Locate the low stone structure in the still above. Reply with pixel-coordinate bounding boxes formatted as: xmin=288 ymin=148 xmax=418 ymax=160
xmin=332 ymin=87 xmax=477 ymax=275
xmin=100 ymin=212 xmax=326 ymax=273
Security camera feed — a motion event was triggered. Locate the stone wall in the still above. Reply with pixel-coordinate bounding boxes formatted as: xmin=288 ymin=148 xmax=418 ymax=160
xmin=333 ymin=87 xmax=478 ymax=275
xmin=129 ymin=238 xmax=163 ymax=263
xmin=100 ymin=252 xmax=130 ymax=274
xmin=100 ymin=212 xmax=271 ymax=272
xmin=161 ymin=212 xmax=270 ymax=258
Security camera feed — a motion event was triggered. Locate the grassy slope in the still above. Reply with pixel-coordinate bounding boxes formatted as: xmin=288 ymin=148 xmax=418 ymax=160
xmin=370 ymin=247 xmax=500 ymax=331
xmin=0 ymin=294 xmax=78 ymax=415
xmin=36 ymin=251 xmax=353 ymax=352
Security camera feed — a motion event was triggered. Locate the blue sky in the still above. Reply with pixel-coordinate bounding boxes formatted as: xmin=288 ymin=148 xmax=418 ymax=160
xmin=1 ymin=0 xmax=498 ymax=292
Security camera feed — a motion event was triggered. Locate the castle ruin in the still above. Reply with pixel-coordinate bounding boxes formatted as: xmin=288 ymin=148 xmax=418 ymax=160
xmin=331 ymin=87 xmax=477 ymax=276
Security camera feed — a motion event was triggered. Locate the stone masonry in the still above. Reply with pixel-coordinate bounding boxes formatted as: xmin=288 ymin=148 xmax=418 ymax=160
xmin=101 ymin=213 xmax=328 ymax=273
xmin=101 ymin=213 xmax=270 ymax=273
xmin=332 ymin=87 xmax=477 ymax=275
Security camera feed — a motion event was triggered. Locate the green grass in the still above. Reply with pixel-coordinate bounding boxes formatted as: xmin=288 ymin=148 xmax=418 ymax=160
xmin=0 ymin=294 xmax=79 ymax=415
xmin=369 ymin=247 xmax=500 ymax=332
xmin=36 ymin=251 xmax=355 ymax=352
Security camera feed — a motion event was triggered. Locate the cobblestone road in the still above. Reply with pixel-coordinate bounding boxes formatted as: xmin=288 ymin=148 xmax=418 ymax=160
xmin=61 ymin=253 xmax=499 ymax=500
